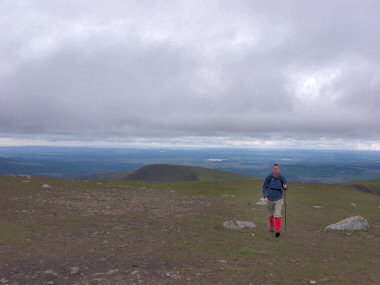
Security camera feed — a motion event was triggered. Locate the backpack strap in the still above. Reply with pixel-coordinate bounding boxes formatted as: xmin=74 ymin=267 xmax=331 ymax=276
xmin=269 ymin=173 xmax=284 ymax=185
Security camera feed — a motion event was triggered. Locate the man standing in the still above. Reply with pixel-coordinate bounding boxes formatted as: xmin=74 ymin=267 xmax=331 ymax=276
xmin=262 ymin=164 xmax=288 ymax=237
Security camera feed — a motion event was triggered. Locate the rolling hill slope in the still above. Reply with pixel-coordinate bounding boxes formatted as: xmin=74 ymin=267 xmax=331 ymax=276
xmin=74 ymin=170 xmax=134 ymax=181
xmin=343 ymin=179 xmax=380 ymax=195
xmin=76 ymin=164 xmax=256 ymax=182
xmin=124 ymin=164 xmax=255 ymax=182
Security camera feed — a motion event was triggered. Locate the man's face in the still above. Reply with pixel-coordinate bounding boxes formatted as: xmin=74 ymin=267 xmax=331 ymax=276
xmin=273 ymin=165 xmax=279 ymax=176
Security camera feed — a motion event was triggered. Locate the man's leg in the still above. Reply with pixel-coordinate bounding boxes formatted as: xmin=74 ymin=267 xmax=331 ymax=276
xmin=269 ymin=216 xmax=275 ymax=232
xmin=266 ymin=201 xmax=275 ymax=232
xmin=274 ymin=199 xmax=284 ymax=237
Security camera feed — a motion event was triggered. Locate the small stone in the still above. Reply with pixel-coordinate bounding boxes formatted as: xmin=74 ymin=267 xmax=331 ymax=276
xmin=350 ymin=203 xmax=357 ymax=206
xmin=313 ymin=205 xmax=324 ymax=209
xmin=22 ymin=180 xmax=30 ymax=183
xmin=70 ymin=267 xmax=80 ymax=275
xmin=18 ymin=174 xmax=31 ymax=179
xmin=165 ymin=271 xmax=181 ymax=279
xmin=106 ymin=269 xmax=119 ymax=275
xmin=131 ymin=270 xmax=139 ymax=275
xmin=93 ymin=272 xmax=105 ymax=276
xmin=310 ymin=281 xmax=317 ymax=284
xmin=216 ymin=260 xmax=227 ymax=263
xmin=0 ymin=279 xmax=9 ymax=284
xmin=43 ymin=270 xmax=58 ymax=276
xmin=223 ymin=220 xmax=256 ymax=230
xmin=46 ymin=281 xmax=55 ymax=285
xmin=42 ymin=184 xmax=52 ymax=189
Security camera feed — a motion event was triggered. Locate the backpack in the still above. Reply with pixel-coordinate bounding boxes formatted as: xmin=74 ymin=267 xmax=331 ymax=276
xmin=268 ymin=173 xmax=284 ymax=185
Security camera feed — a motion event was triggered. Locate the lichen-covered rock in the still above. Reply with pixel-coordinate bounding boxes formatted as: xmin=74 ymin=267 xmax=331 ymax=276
xmin=223 ymin=220 xmax=256 ymax=230
xmin=324 ymin=216 xmax=369 ymax=231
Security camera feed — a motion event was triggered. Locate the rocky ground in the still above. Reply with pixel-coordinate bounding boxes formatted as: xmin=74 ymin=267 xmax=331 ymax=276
xmin=1 ymin=175 xmax=380 ymax=284
xmin=0 ymin=176 xmax=221 ymax=284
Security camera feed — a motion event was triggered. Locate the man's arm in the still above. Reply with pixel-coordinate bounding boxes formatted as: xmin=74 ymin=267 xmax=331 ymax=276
xmin=282 ymin=176 xmax=288 ymax=190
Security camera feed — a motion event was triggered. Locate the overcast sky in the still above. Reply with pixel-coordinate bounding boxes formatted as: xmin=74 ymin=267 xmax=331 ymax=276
xmin=1 ymin=1 xmax=380 ymax=149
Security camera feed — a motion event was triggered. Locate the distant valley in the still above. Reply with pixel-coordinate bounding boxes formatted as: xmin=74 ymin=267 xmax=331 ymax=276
xmin=1 ymin=146 xmax=380 ymax=183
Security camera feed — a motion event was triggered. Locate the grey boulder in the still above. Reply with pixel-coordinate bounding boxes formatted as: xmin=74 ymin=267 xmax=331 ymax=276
xmin=223 ymin=221 xmax=256 ymax=230
xmin=324 ymin=216 xmax=369 ymax=231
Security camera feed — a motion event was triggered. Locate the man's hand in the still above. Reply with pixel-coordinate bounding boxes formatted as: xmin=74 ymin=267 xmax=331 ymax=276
xmin=283 ymin=184 xmax=288 ymax=189
xmin=264 ymin=197 xmax=269 ymax=202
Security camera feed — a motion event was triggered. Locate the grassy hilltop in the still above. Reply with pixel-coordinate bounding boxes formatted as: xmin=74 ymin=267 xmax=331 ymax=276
xmin=76 ymin=164 xmax=256 ymax=182
xmin=0 ymin=172 xmax=380 ymax=284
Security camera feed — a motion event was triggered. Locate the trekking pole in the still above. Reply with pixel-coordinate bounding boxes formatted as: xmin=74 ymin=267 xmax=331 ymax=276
xmin=284 ymin=190 xmax=287 ymax=232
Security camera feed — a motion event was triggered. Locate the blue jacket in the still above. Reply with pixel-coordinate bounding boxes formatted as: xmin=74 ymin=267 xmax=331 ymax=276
xmin=262 ymin=173 xmax=288 ymax=201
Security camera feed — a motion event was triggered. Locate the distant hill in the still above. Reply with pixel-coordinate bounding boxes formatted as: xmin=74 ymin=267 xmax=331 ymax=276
xmin=344 ymin=179 xmax=380 ymax=195
xmin=74 ymin=170 xmax=134 ymax=181
xmin=76 ymin=164 xmax=255 ymax=182
xmin=124 ymin=164 xmax=255 ymax=182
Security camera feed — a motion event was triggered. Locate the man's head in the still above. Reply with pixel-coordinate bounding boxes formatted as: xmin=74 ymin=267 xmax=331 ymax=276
xmin=273 ymin=164 xmax=279 ymax=176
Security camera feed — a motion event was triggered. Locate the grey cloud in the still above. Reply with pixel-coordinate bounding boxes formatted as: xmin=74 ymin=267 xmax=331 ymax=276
xmin=1 ymin=0 xmax=380 ymax=146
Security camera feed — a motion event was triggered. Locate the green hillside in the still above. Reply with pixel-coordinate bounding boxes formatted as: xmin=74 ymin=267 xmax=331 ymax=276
xmin=74 ymin=170 xmax=134 ymax=181
xmin=75 ymin=164 xmax=255 ymax=182
xmin=342 ymin=179 xmax=380 ymax=195
xmin=1 ymin=175 xmax=379 ymax=284
xmin=124 ymin=164 xmax=255 ymax=182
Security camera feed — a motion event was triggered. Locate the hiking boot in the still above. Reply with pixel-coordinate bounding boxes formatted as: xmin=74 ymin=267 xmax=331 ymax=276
xmin=275 ymin=231 xmax=281 ymax=237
